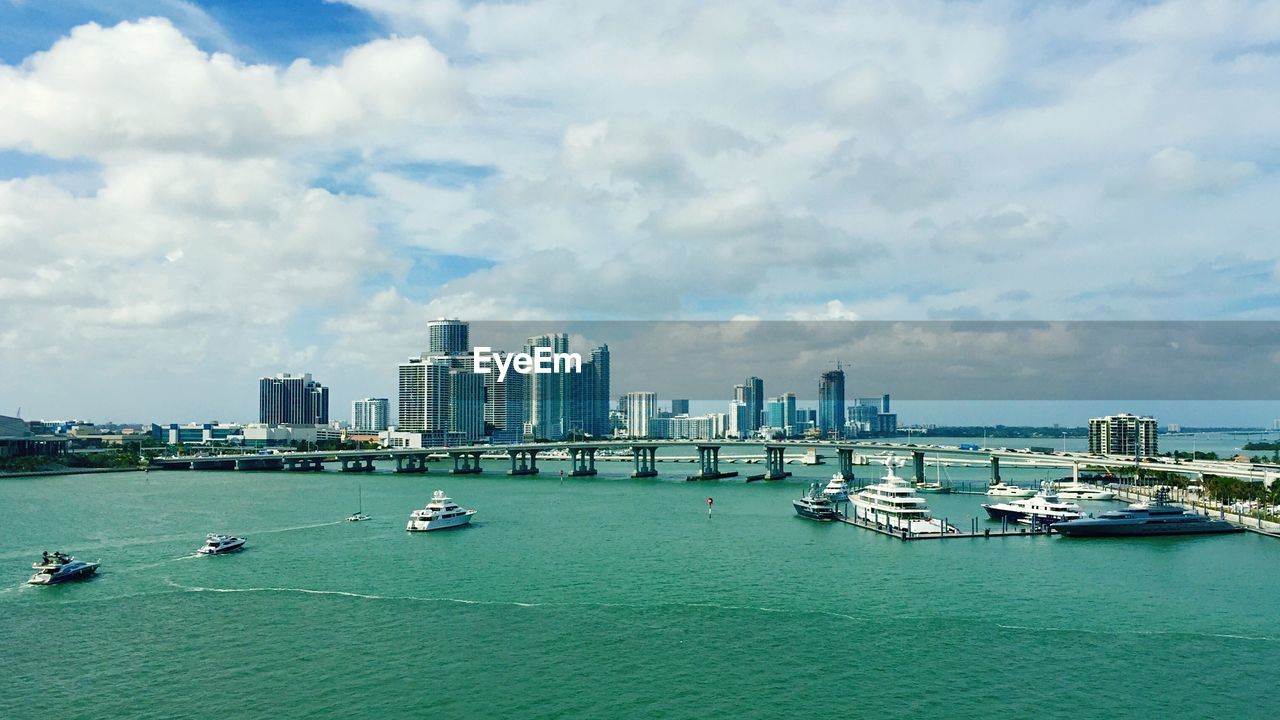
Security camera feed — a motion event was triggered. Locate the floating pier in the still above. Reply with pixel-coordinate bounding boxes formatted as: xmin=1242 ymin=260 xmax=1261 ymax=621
xmin=835 ymin=513 xmax=1052 ymax=541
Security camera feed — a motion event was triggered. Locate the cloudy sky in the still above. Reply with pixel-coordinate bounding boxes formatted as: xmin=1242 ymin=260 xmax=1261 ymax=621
xmin=2 ymin=1 xmax=1278 ymax=424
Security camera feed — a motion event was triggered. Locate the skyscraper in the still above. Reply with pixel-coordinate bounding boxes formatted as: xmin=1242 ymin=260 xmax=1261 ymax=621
xmin=483 ymin=352 xmax=527 ymax=443
xmin=259 ymin=373 xmax=328 ymax=425
xmin=625 ymin=392 xmax=657 ymax=438
xmin=521 ymin=334 xmax=609 ymax=440
xmin=351 ymin=398 xmax=389 ymax=432
xmin=427 ymin=318 xmax=469 ymax=355
xmin=818 ymin=364 xmax=845 ymax=437
xmin=670 ymin=399 xmax=690 ymax=416
xmin=742 ymin=377 xmax=764 ymax=433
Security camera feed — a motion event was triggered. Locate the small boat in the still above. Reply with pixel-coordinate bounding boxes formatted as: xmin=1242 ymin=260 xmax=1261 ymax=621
xmin=197 ymin=534 xmax=246 ymax=555
xmin=987 ymin=481 xmax=1036 ymax=498
xmin=406 ymin=490 xmax=476 ymax=532
xmin=916 ymin=461 xmax=951 ymax=494
xmin=28 ymin=552 xmax=99 ymax=585
xmin=347 ymin=486 xmax=370 ymax=522
xmin=793 ymin=482 xmax=840 ymax=521
xmin=1052 ymin=482 xmax=1115 ymax=501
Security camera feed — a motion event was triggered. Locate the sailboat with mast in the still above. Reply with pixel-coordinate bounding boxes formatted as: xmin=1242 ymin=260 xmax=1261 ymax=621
xmin=347 ymin=486 xmax=370 ymax=522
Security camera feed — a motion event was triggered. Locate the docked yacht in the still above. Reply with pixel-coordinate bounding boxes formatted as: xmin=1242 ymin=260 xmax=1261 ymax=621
xmin=794 ymin=482 xmax=840 ymax=521
xmin=821 ymin=474 xmax=852 ymax=502
xmin=28 ymin=552 xmax=99 ymax=585
xmin=1054 ymin=488 xmax=1243 ymax=537
xmin=1052 ymin=481 xmax=1115 ymax=501
xmin=987 ymin=481 xmax=1036 ymax=498
xmin=406 ymin=490 xmax=476 ymax=532
xmin=984 ymin=483 xmax=1082 ymax=526
xmin=196 ymin=534 xmax=246 ymax=555
xmin=850 ymin=467 xmax=958 ymax=534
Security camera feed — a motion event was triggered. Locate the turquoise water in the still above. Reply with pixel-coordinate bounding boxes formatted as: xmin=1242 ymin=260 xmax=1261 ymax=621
xmin=3 ymin=461 xmax=1278 ymax=719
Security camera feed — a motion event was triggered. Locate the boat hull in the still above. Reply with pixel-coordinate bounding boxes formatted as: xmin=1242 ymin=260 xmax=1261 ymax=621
xmin=793 ymin=500 xmax=838 ymax=521
xmin=28 ymin=562 xmax=98 ymax=585
xmin=197 ymin=539 xmax=246 ymax=555
xmin=406 ymin=511 xmax=475 ymax=532
xmin=1054 ymin=520 xmax=1244 ymax=537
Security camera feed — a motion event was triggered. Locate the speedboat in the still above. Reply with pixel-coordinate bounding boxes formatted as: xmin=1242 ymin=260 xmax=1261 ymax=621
xmin=406 ymin=490 xmax=476 ymax=532
xmin=850 ymin=467 xmax=958 ymax=534
xmin=987 ymin=481 xmax=1036 ymax=498
xmin=794 ymin=482 xmax=840 ymax=521
xmin=28 ymin=552 xmax=99 ymax=585
xmin=984 ymin=483 xmax=1082 ymax=526
xmin=821 ymin=474 xmax=851 ymax=502
xmin=197 ymin=534 xmax=246 ymax=555
xmin=1054 ymin=488 xmax=1244 ymax=537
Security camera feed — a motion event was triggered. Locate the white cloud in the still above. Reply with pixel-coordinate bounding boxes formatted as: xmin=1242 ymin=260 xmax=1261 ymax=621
xmin=1132 ymin=146 xmax=1258 ymax=195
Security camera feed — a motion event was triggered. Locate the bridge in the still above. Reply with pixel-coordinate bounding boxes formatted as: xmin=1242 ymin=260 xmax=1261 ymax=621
xmin=148 ymin=439 xmax=1280 ymax=486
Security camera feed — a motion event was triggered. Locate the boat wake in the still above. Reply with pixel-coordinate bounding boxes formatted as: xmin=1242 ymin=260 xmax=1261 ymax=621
xmin=247 ymin=520 xmax=344 ymax=535
xmin=996 ymin=623 xmax=1276 ymax=643
xmin=159 ymin=580 xmax=868 ymax=620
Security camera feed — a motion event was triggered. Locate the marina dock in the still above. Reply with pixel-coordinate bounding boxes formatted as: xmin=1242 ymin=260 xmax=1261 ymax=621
xmin=835 ymin=513 xmax=1052 ymax=540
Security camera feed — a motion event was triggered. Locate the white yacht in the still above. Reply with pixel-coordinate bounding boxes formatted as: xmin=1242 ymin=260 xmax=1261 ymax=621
xmin=850 ymin=467 xmax=958 ymax=535
xmin=197 ymin=534 xmax=246 ymax=555
xmin=987 ymin=481 xmax=1036 ymax=498
xmin=406 ymin=490 xmax=476 ymax=532
xmin=1051 ymin=478 xmax=1115 ymax=501
xmin=821 ymin=473 xmax=851 ymax=502
xmin=984 ymin=483 xmax=1083 ymax=526
xmin=28 ymin=552 xmax=99 ymax=585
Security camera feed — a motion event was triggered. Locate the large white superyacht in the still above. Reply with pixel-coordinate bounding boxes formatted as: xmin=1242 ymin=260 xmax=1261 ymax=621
xmin=850 ymin=467 xmax=958 ymax=535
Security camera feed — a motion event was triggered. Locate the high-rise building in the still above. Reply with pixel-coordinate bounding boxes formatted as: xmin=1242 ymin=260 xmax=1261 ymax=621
xmin=1088 ymin=413 xmax=1158 ymax=457
xmin=449 ymin=369 xmax=486 ymax=442
xmin=818 ymin=365 xmax=845 ymax=437
xmin=427 ymin=318 xmax=469 ymax=355
xmin=728 ymin=401 xmax=750 ymax=439
xmin=742 ymin=377 xmax=764 ymax=433
xmin=520 ymin=334 xmax=609 ymax=440
xmin=670 ymin=399 xmax=690 ymax=416
xmin=351 ymin=398 xmax=390 ymax=432
xmin=625 ymin=392 xmax=657 ymax=438
xmin=259 ymin=373 xmax=328 ymax=425
xmin=397 ymin=358 xmax=451 ymax=436
xmin=483 ymin=352 xmax=527 ymax=443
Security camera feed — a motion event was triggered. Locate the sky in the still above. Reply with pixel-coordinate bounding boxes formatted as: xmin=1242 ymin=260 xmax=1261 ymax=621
xmin=1 ymin=1 xmax=1279 ymax=426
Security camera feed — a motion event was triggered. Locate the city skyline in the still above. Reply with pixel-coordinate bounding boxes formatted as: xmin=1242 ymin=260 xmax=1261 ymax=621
xmin=4 ymin=2 xmax=1280 ymax=428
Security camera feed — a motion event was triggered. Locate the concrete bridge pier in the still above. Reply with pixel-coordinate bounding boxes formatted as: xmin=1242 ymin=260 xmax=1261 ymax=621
xmin=687 ymin=445 xmax=738 ymax=481
xmin=395 ymin=455 xmax=430 ymax=474
xmin=991 ymin=456 xmax=1001 ymax=484
xmin=568 ymin=447 xmax=597 ymax=476
xmin=760 ymin=445 xmax=792 ymax=481
xmin=631 ymin=446 xmax=658 ymax=478
xmin=835 ymin=447 xmax=857 ymax=481
xmin=913 ymin=451 xmax=926 ymax=484
xmin=342 ymin=457 xmax=376 ymax=473
xmin=507 ymin=449 xmax=540 ymax=476
xmin=285 ymin=457 xmax=324 ymax=472
xmin=450 ymin=451 xmax=483 ymax=475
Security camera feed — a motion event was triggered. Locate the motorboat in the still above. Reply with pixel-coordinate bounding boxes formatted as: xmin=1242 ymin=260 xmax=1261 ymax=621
xmin=821 ymin=474 xmax=851 ymax=502
xmin=406 ymin=490 xmax=476 ymax=532
xmin=28 ymin=552 xmax=99 ymax=585
xmin=987 ymin=481 xmax=1036 ymax=498
xmin=984 ymin=483 xmax=1082 ymax=526
xmin=850 ymin=466 xmax=958 ymax=534
xmin=197 ymin=534 xmax=246 ymax=555
xmin=1054 ymin=488 xmax=1244 ymax=537
xmin=794 ymin=482 xmax=840 ymax=521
